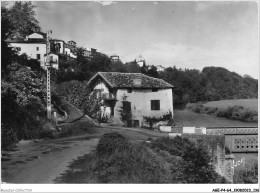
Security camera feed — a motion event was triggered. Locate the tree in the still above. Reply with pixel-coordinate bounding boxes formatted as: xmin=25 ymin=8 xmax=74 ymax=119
xmin=1 ymin=63 xmax=46 ymax=149
xmin=1 ymin=5 xmax=17 ymax=76
xmin=146 ymin=65 xmax=159 ymax=78
xmin=124 ymin=61 xmax=141 ymax=73
xmin=172 ymin=138 xmax=227 ymax=183
xmin=7 ymin=1 xmax=41 ymax=39
xmin=118 ymin=95 xmax=132 ymax=126
xmin=89 ymin=52 xmax=112 ymax=73
xmin=111 ymin=60 xmax=127 ymax=72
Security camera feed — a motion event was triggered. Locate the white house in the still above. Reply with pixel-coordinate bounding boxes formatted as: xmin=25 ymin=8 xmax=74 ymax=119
xmin=7 ymin=32 xmax=78 ymax=69
xmin=8 ymin=32 xmax=47 ymax=68
xmin=87 ymin=72 xmax=174 ymax=127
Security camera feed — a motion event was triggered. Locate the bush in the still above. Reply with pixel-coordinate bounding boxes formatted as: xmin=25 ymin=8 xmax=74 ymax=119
xmin=1 ymin=123 xmax=18 ymax=150
xmin=235 ymin=162 xmax=258 ymax=183
xmin=149 ymin=136 xmax=229 ymax=183
xmin=96 ymin=132 xmax=130 ymax=157
xmin=217 ymin=105 xmax=258 ymax=122
xmin=143 ymin=111 xmax=173 ymax=129
xmin=95 ymin=132 xmax=171 ymax=183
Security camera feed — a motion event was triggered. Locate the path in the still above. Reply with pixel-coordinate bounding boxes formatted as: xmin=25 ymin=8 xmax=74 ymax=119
xmin=1 ymin=136 xmax=99 ymax=184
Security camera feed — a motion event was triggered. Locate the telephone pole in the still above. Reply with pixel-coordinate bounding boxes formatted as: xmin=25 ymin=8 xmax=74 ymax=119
xmin=46 ymin=30 xmax=52 ymax=119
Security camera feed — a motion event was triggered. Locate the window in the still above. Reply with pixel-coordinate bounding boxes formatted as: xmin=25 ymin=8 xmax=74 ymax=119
xmin=151 ymin=100 xmax=160 ymax=110
xmin=36 ymin=47 xmax=39 ymax=51
xmin=152 ymin=88 xmax=158 ymax=92
xmin=127 ymin=88 xmax=132 ymax=93
xmin=37 ymin=54 xmax=40 ymax=60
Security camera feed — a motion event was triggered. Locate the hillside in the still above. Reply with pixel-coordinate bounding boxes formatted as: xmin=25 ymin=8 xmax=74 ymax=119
xmin=202 ymin=67 xmax=258 ymax=101
xmin=159 ymin=66 xmax=258 ymax=104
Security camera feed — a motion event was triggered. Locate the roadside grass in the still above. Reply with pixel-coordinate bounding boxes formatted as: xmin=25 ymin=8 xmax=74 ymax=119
xmin=55 ymin=132 xmax=228 ymax=184
xmin=174 ymin=109 xmax=258 ymax=127
xmin=55 ymin=132 xmax=171 ymax=183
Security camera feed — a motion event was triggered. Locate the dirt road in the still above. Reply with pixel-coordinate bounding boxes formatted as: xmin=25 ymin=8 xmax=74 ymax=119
xmin=1 ymin=136 xmax=99 ymax=184
xmin=1 ymin=123 xmax=166 ymax=184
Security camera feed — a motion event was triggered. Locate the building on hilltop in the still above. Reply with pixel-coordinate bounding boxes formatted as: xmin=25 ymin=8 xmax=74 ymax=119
xmin=136 ymin=55 xmax=145 ymax=66
xmin=7 ymin=32 xmax=47 ymax=68
xmin=87 ymin=72 xmax=174 ymax=127
xmin=110 ymin=55 xmax=120 ymax=62
xmin=7 ymin=32 xmax=78 ymax=69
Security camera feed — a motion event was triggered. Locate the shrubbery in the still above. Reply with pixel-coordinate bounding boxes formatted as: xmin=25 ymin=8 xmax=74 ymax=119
xmin=235 ymin=162 xmax=258 ymax=184
xmin=1 ymin=63 xmax=48 ymax=149
xmin=148 ymin=136 xmax=228 ymax=183
xmin=143 ymin=110 xmax=174 ymax=129
xmin=54 ymin=80 xmax=101 ymax=119
xmin=96 ymin=132 xmax=130 ymax=157
xmin=187 ymin=103 xmax=258 ymax=122
xmin=57 ymin=132 xmax=171 ymax=183
xmin=216 ymin=105 xmax=258 ymax=122
xmin=56 ymin=133 xmax=227 ymax=183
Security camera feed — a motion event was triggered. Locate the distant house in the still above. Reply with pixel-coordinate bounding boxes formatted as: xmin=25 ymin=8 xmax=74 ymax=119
xmin=7 ymin=32 xmax=78 ymax=69
xmin=87 ymin=72 xmax=174 ymax=127
xmin=7 ymin=32 xmax=47 ymax=68
xmin=110 ymin=55 xmax=120 ymax=62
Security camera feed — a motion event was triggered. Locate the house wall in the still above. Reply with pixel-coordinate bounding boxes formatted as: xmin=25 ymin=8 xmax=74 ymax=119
xmin=9 ymin=42 xmax=46 ymax=68
xmin=44 ymin=53 xmax=59 ymax=70
xmin=114 ymin=88 xmax=173 ymax=126
xmin=52 ymin=40 xmax=64 ymax=54
xmin=93 ymin=81 xmax=111 ymax=116
xmin=64 ymin=47 xmax=77 ymax=58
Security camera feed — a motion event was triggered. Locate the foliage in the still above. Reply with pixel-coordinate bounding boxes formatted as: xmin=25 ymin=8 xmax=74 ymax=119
xmin=118 ymin=95 xmax=132 ymax=125
xmin=56 ymin=133 xmax=227 ymax=184
xmin=54 ymin=80 xmax=102 ymax=119
xmin=56 ymin=132 xmax=171 ymax=183
xmin=55 ymin=51 xmax=112 ymax=83
xmin=96 ymin=132 xmax=130 ymax=157
xmin=1 ymin=2 xmax=48 ymax=150
xmin=148 ymin=136 xmax=228 ymax=183
xmin=143 ymin=111 xmax=173 ymax=129
xmin=1 ymin=63 xmax=47 ymax=149
xmin=235 ymin=162 xmax=258 ymax=184
xmin=1 ymin=5 xmax=17 ymax=75
xmin=5 ymin=1 xmax=41 ymax=40
xmin=216 ymin=105 xmax=258 ymax=122
xmin=159 ymin=66 xmax=258 ymax=105
xmin=187 ymin=102 xmax=258 ymax=122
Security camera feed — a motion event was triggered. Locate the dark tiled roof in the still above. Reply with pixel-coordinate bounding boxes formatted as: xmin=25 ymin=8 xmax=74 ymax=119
xmin=88 ymin=72 xmax=173 ymax=89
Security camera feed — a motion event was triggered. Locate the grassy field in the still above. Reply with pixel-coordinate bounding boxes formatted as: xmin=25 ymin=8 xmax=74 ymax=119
xmin=174 ymin=109 xmax=258 ymax=127
xmin=203 ymin=99 xmax=258 ymax=112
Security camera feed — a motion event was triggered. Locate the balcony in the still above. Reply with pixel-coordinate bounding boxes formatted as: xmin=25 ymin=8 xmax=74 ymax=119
xmin=101 ymin=93 xmax=117 ymax=101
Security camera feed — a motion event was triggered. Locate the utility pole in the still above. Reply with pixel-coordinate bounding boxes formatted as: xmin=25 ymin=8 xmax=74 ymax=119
xmin=46 ymin=30 xmax=52 ymax=119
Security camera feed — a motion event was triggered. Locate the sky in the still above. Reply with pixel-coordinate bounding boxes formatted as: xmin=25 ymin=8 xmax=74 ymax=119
xmin=13 ymin=1 xmax=260 ymax=78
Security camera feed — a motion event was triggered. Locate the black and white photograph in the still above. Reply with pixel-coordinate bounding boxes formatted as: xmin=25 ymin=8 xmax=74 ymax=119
xmin=1 ymin=1 xmax=259 ymax=192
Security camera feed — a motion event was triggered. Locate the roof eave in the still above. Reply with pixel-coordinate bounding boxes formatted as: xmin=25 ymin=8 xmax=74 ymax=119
xmin=87 ymin=72 xmax=114 ymax=88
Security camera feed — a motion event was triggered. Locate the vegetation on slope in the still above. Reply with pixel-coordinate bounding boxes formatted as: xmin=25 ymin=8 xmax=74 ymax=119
xmin=1 ymin=2 xmax=48 ymax=149
xmin=159 ymin=66 xmax=258 ymax=105
xmin=55 ymin=133 xmax=228 ymax=183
